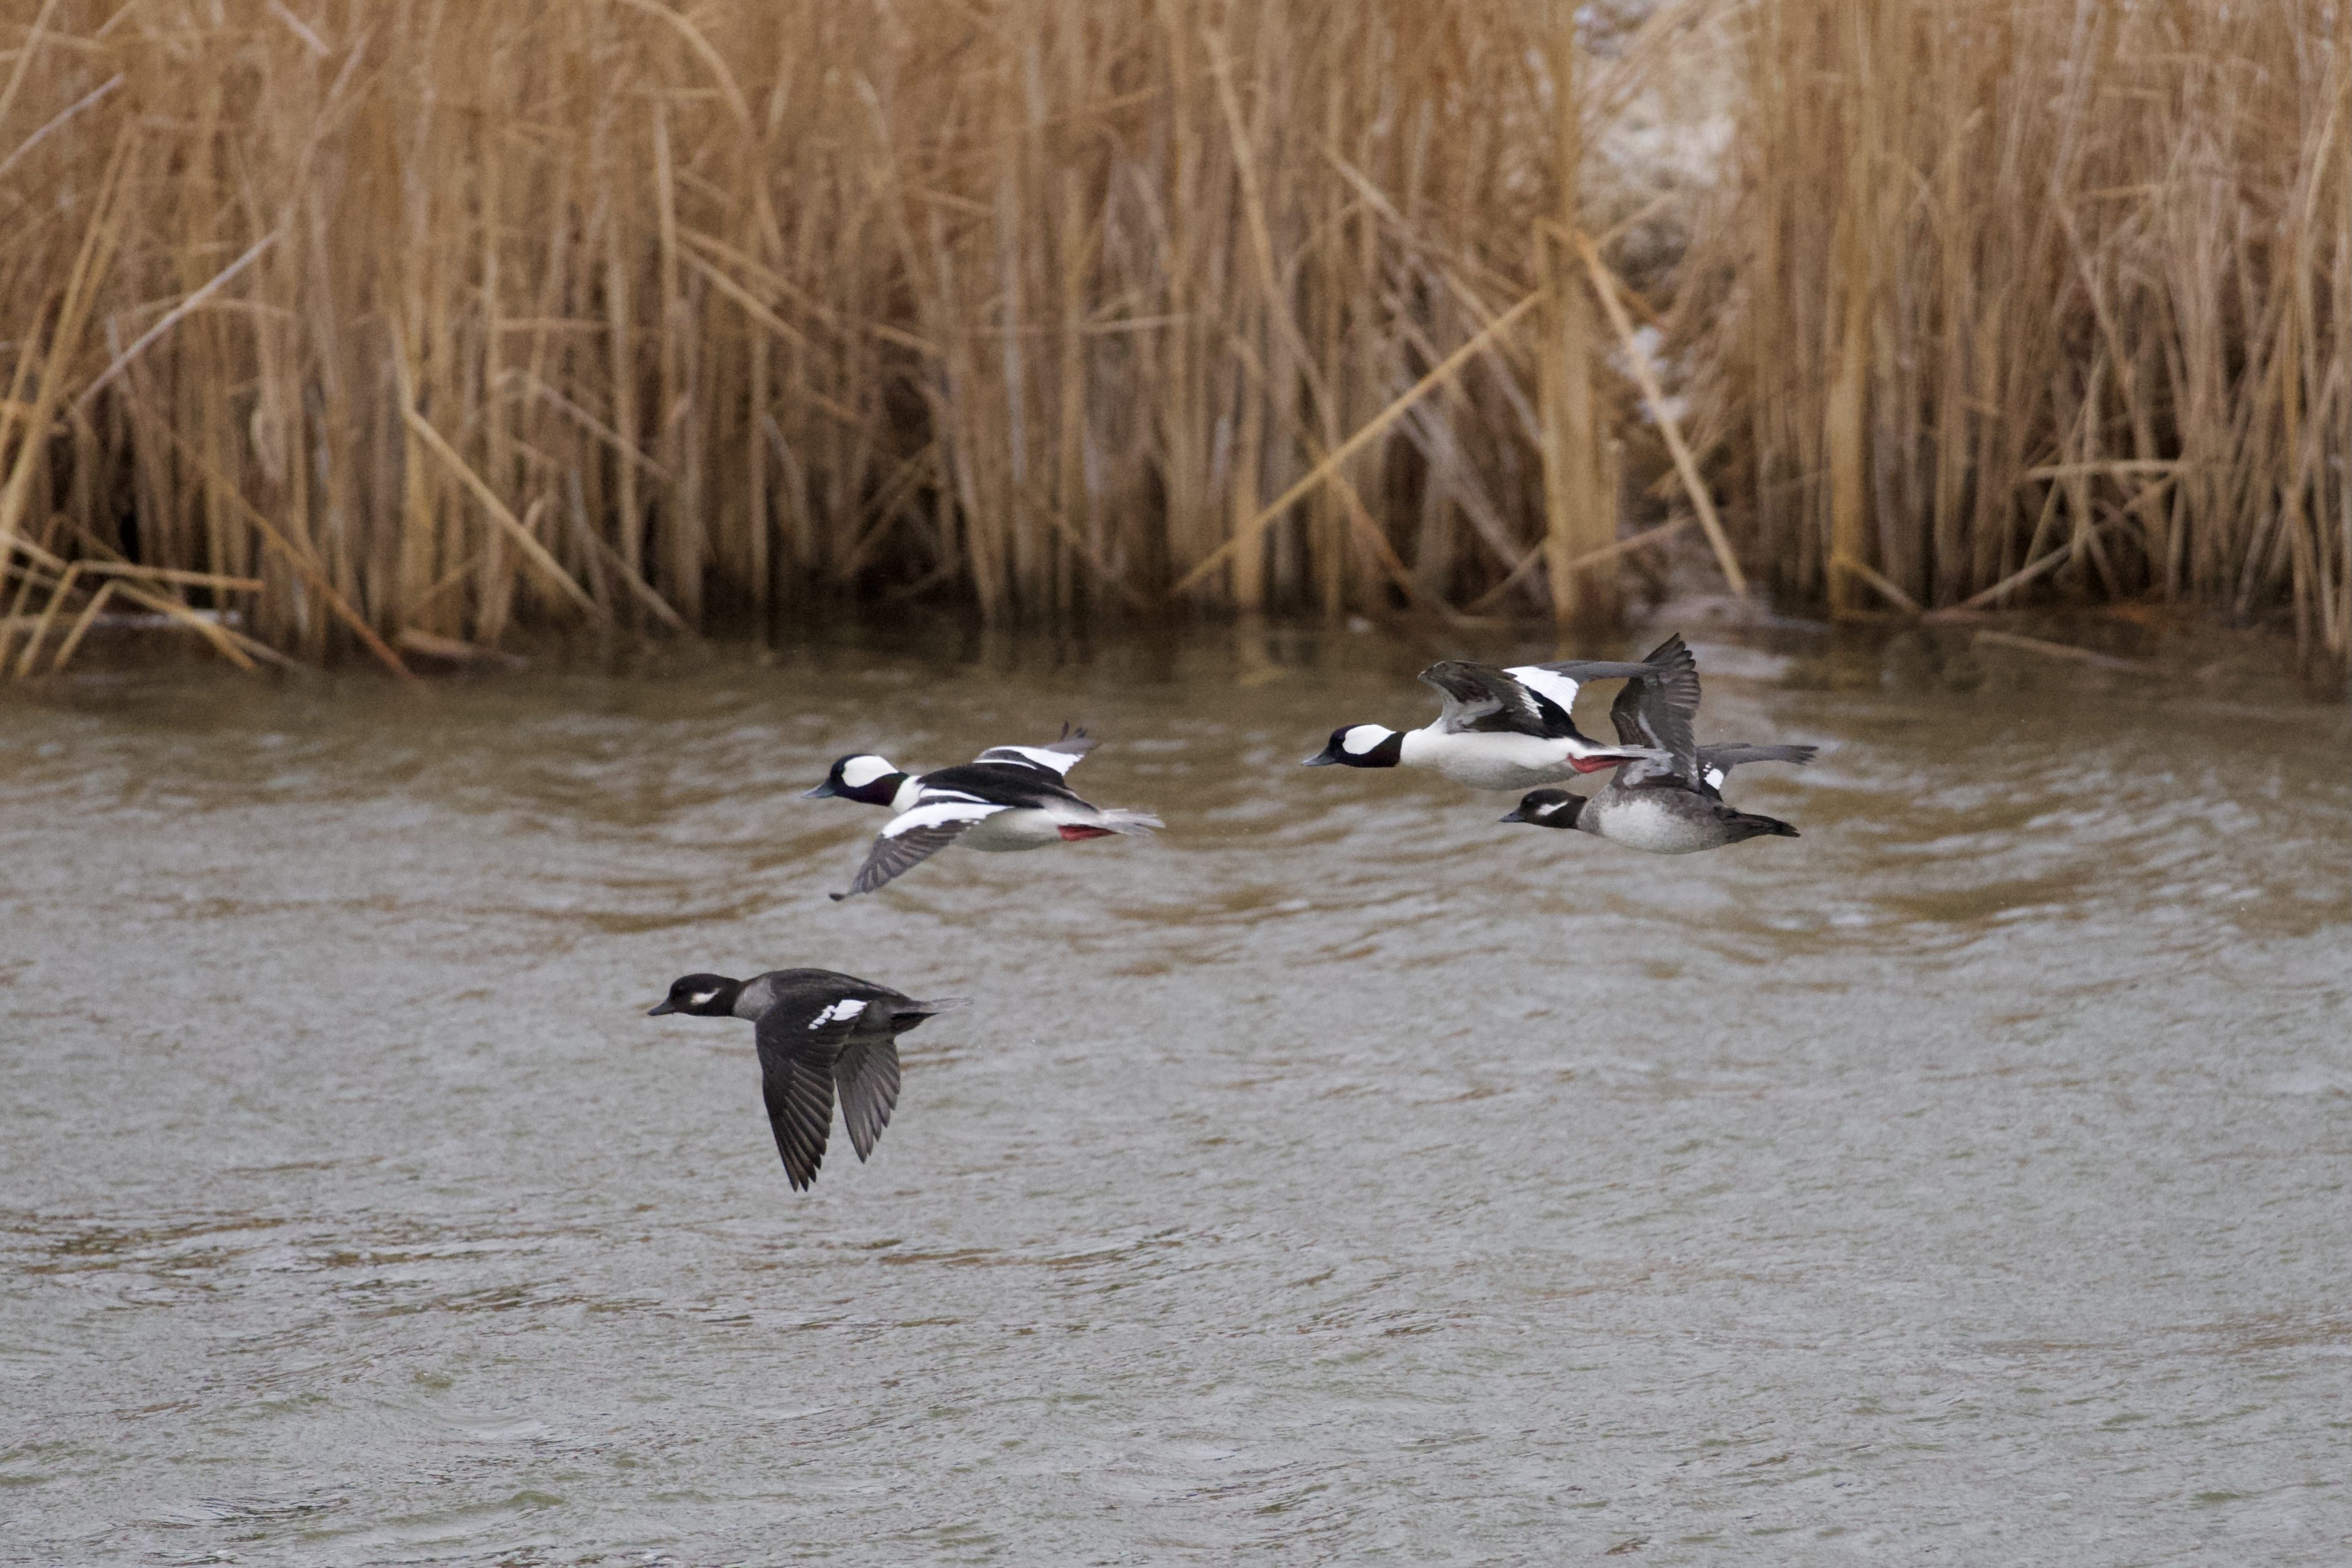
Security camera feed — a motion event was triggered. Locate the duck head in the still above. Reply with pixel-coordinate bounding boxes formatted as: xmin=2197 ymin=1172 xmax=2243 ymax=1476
xmin=1500 ymin=789 xmax=1585 ymax=829
xmin=648 ymin=973 xmax=744 ymax=1017
xmin=803 ymin=753 xmax=909 ymax=804
xmin=1303 ymin=724 xmax=1404 ymax=769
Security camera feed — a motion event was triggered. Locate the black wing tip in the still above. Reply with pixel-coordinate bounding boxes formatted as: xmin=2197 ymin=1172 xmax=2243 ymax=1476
xmin=778 ymin=1135 xmax=825 ymax=1190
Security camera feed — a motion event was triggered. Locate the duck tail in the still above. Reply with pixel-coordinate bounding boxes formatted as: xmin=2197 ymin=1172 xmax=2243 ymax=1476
xmin=1725 ymin=810 xmax=1800 ymax=841
xmin=891 ymin=996 xmax=967 ymax=1027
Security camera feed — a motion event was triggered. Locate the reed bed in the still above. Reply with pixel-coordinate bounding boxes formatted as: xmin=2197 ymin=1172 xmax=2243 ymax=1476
xmin=1676 ymin=0 xmax=2350 ymax=676
xmin=0 ymin=1 xmax=2343 ymax=679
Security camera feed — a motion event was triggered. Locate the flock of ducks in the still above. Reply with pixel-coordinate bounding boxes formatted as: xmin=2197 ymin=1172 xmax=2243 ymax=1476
xmin=652 ymin=633 xmax=1816 ymax=1190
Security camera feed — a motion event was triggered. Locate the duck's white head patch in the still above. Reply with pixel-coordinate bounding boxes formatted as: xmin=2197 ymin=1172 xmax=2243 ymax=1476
xmin=1341 ymin=725 xmax=1391 ymax=756
xmin=840 ymin=755 xmax=898 ymax=790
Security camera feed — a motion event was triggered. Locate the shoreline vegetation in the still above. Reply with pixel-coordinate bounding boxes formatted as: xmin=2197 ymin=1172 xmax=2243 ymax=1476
xmin=0 ymin=1 xmax=2344 ymax=684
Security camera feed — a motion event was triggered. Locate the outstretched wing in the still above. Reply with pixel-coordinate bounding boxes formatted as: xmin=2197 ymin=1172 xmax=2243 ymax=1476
xmin=1684 ymin=741 xmax=1815 ymax=795
xmin=752 ymin=995 xmax=871 ymax=1190
xmin=973 ymin=724 xmax=1095 ymax=779
xmin=1591 ymin=635 xmax=1702 ymax=783
xmin=1419 ymin=661 xmax=1557 ymax=736
xmin=1697 ymin=741 xmax=1817 ymax=775
xmin=832 ymin=1023 xmax=903 ymax=1163
xmin=835 ymin=798 xmax=1004 ymax=899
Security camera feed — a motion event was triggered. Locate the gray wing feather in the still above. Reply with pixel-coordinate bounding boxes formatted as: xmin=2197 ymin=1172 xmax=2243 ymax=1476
xmin=753 ymin=1002 xmax=863 ymax=1190
xmin=840 ymin=824 xmax=969 ymax=897
xmin=1598 ymin=635 xmax=1702 ymax=783
xmin=832 ymin=1030 xmax=903 ymax=1162
xmin=1697 ymin=741 xmax=1817 ymax=773
xmin=1419 ymin=661 xmax=1536 ymax=734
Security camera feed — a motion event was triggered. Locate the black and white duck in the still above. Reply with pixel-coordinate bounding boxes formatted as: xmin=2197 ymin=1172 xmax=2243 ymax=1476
xmin=1303 ymin=636 xmax=1701 ymax=791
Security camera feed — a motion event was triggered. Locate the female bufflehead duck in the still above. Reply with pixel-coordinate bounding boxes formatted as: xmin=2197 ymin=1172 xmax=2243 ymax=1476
xmin=804 ymin=727 xmax=1095 ymax=816
xmin=1303 ymin=635 xmax=1701 ymax=791
xmin=1501 ymin=777 xmax=1801 ymax=851
xmin=832 ymin=757 xmax=1162 ymax=899
xmin=1500 ymin=673 xmax=1816 ymax=852
xmin=648 ymin=968 xmax=960 ymax=1190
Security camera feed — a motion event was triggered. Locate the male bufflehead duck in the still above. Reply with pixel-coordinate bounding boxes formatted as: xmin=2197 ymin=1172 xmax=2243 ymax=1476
xmin=832 ymin=753 xmax=1162 ymax=899
xmin=647 ymin=968 xmax=960 ymax=1190
xmin=1303 ymin=635 xmax=1702 ymax=791
xmin=1499 ymin=666 xmax=1816 ymax=852
xmin=804 ymin=727 xmax=1096 ymax=815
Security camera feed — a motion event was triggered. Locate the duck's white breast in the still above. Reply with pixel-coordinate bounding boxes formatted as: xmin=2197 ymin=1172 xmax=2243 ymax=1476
xmin=1400 ymin=728 xmax=1575 ymax=790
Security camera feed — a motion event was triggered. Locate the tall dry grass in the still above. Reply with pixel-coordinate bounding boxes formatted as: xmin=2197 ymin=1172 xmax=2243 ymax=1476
xmin=0 ymin=1 xmax=2343 ymax=679
xmin=1 ymin=0 xmax=1688 ymax=676
xmin=1676 ymin=0 xmax=2350 ymax=677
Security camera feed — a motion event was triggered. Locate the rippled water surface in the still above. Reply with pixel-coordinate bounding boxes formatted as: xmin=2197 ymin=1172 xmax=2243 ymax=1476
xmin=4 ymin=620 xmax=2348 ymax=1566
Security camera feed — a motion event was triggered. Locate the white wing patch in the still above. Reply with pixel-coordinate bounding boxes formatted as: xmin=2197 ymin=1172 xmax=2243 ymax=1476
xmin=881 ymin=799 xmax=1005 ymax=838
xmin=1504 ymin=665 xmax=1584 ymax=714
xmin=976 ymin=743 xmax=1084 ymax=777
xmin=812 ymin=998 xmax=867 ymax=1028
xmin=1704 ymin=766 xmax=1727 ymax=791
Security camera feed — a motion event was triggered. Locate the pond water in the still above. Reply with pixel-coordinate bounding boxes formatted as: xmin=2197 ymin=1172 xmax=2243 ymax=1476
xmin=3 ymin=617 xmax=2347 ymax=1566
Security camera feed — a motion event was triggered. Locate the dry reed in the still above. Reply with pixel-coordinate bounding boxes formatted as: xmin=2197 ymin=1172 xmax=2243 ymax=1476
xmin=1675 ymin=0 xmax=2350 ymax=678
xmin=0 ymin=1 xmax=2343 ymax=679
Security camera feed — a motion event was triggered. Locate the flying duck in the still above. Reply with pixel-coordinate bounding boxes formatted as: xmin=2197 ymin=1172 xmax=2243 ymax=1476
xmin=1500 ymin=666 xmax=1816 ymax=852
xmin=803 ymin=726 xmax=1096 ymax=815
xmin=831 ymin=754 xmax=1162 ymax=899
xmin=1303 ymin=635 xmax=1702 ymax=791
xmin=647 ymin=968 xmax=959 ymax=1190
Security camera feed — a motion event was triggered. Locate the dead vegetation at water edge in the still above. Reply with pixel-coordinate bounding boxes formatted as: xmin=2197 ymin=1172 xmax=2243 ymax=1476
xmin=0 ymin=1 xmax=2343 ymax=684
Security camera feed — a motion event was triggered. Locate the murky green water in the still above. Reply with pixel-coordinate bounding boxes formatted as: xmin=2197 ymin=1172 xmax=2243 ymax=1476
xmin=4 ymin=619 xmax=2347 ymax=1566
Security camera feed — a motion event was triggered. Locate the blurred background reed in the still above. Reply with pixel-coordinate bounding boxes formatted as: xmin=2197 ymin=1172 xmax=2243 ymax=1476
xmin=0 ymin=0 xmax=2343 ymax=680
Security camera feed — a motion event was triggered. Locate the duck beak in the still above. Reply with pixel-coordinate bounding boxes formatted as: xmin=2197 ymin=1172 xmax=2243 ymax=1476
xmin=801 ymin=780 xmax=840 ymax=799
xmin=1301 ymin=748 xmax=1340 ymax=767
xmin=1498 ymin=807 xmax=1527 ymax=824
xmin=646 ymin=998 xmax=679 ymax=1016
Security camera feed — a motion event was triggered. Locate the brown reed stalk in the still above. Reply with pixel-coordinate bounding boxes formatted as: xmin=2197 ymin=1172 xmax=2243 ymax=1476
xmin=1535 ymin=4 xmax=1621 ymax=627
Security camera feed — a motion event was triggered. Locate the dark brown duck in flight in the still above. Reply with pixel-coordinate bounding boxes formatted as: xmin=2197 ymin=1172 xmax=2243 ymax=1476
xmin=648 ymin=968 xmax=960 ymax=1190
